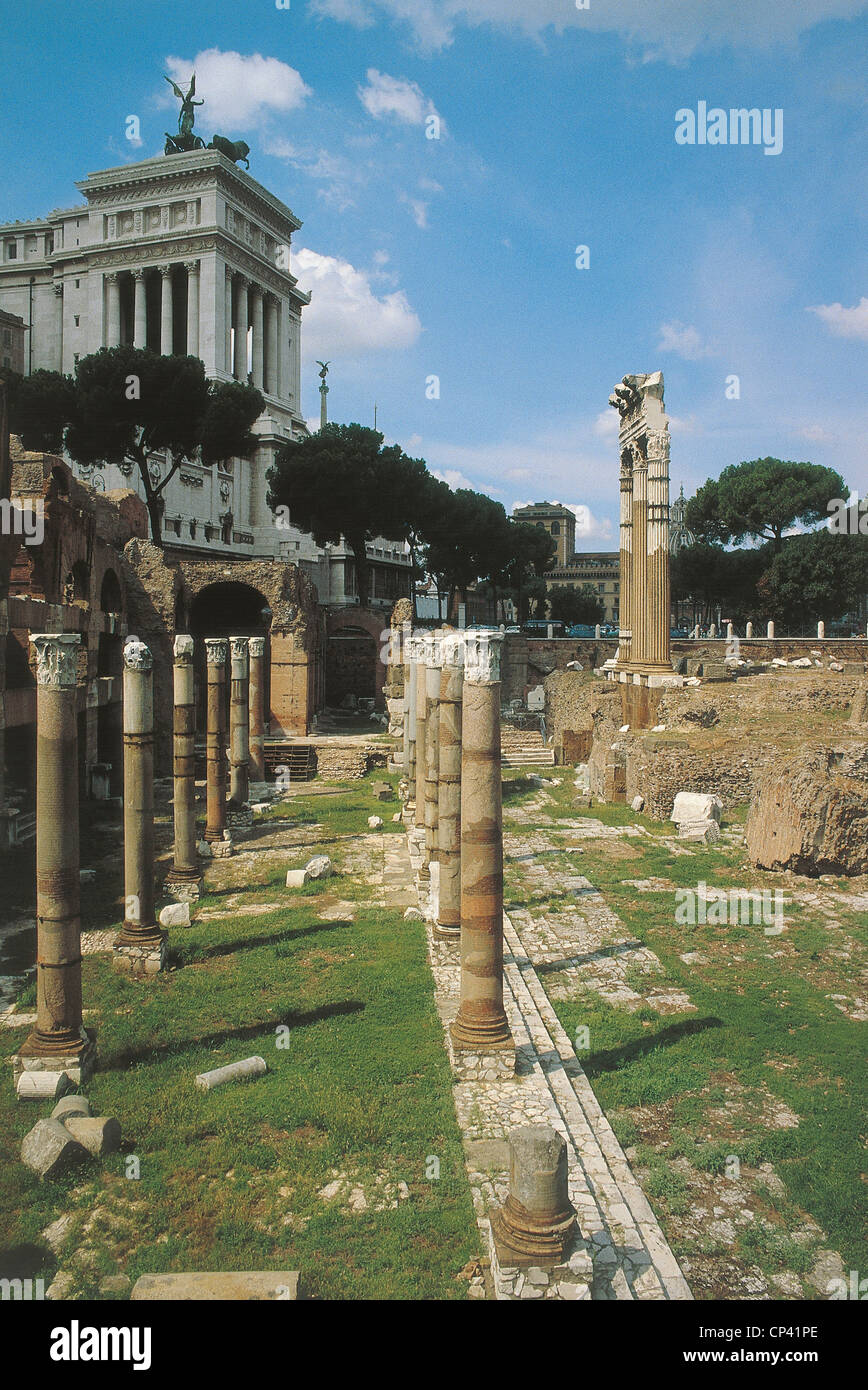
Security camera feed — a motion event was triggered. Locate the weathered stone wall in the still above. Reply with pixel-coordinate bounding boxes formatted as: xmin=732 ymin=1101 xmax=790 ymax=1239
xmin=314 ymin=743 xmax=387 ymax=781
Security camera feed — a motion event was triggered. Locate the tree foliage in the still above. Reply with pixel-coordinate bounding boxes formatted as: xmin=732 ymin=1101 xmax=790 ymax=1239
xmin=757 ymin=530 xmax=868 ymax=629
xmin=6 ymin=348 xmax=263 ymax=545
xmin=549 ymin=584 xmax=605 ymax=626
xmin=685 ymin=458 xmax=848 ymax=552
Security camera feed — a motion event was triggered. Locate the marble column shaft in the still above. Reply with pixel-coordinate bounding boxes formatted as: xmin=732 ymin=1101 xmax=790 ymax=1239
xmin=423 ymin=633 xmax=442 ymax=868
xmin=166 ymin=634 xmax=201 ymax=895
xmin=116 ymin=638 xmax=161 ymax=946
xmin=160 ymin=266 xmax=173 ymax=355
xmin=451 ymin=630 xmax=512 ymax=1051
xmin=229 ymin=636 xmax=250 ymax=806
xmin=414 ymin=646 xmax=427 ymax=834
xmin=133 ymin=269 xmax=147 ymax=349
xmin=436 ymin=633 xmax=464 ymax=936
xmin=24 ymin=635 xmax=86 ymax=1059
xmin=248 ymin=636 xmax=266 ymax=782
xmin=204 ymin=639 xmax=228 ymax=842
xmin=185 ymin=261 xmax=200 ymax=357
xmin=234 ymin=278 xmax=249 ymax=380
xmin=617 ymin=461 xmax=633 ymax=668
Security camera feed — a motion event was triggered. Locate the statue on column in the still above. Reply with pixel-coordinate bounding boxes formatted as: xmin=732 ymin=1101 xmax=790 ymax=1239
xmin=164 ymin=73 xmax=206 ymax=154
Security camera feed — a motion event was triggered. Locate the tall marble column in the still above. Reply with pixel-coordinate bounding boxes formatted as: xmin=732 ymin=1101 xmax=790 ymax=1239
xmin=113 ymin=638 xmax=167 ymax=975
xmin=15 ymin=634 xmax=94 ymax=1085
xmin=617 ymin=454 xmax=633 ymax=669
xmin=401 ymin=622 xmax=412 ymax=774
xmin=414 ymin=640 xmax=427 ymax=835
xmin=165 ymin=634 xmax=203 ymax=901
xmin=159 ymin=265 xmax=174 ymax=355
xmin=248 ymin=636 xmax=266 ymax=783
xmin=228 ymin=636 xmax=250 ymax=807
xmin=106 ymin=273 xmax=121 ymax=348
xmin=631 ymin=451 xmax=650 ymax=667
xmin=435 ymin=632 xmax=464 ymax=939
xmin=204 ymin=638 xmax=229 ymax=845
xmin=423 ymin=632 xmax=442 ymax=875
xmin=265 ymin=295 xmax=278 ymax=395
xmin=646 ymin=426 xmax=672 ymax=670
xmin=185 ymin=261 xmax=200 ymax=357
xmin=406 ymin=638 xmax=418 ymax=800
xmin=133 ymin=269 xmax=147 ymax=349
xmin=234 ymin=277 xmax=249 ymax=380
xmin=251 ymin=287 xmax=264 ymax=389
xmin=53 ymin=282 xmax=64 ymax=370
xmin=450 ymin=631 xmax=513 ymax=1063
xmin=225 ymin=268 xmax=234 ymax=372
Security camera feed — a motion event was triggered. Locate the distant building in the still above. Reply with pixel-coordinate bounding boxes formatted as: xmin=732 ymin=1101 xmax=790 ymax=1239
xmin=670 ymin=485 xmax=695 ymax=553
xmin=0 ymin=309 xmax=25 ymax=374
xmin=512 ymin=501 xmax=576 ymax=567
xmin=546 ymin=551 xmax=620 ymax=624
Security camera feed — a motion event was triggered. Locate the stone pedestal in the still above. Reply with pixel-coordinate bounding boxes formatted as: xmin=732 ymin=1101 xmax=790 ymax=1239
xmin=435 ymin=632 xmax=464 ymax=939
xmin=204 ymin=638 xmax=230 ymax=847
xmin=450 ymin=630 xmax=514 ymax=1066
xmin=248 ymin=636 xmax=266 ymax=783
xmin=165 ymin=634 xmax=203 ymax=902
xmin=13 ymin=634 xmax=95 ymax=1084
xmin=114 ymin=638 xmax=167 ymax=976
xmin=491 ymin=1127 xmax=577 ymax=1268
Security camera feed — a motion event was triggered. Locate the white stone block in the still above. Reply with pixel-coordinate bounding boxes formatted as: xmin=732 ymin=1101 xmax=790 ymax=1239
xmin=195 ymin=1056 xmax=268 ymax=1092
xmin=304 ymin=855 xmax=333 ymax=880
xmin=285 ymin=869 xmax=310 ymax=888
xmin=368 ymin=816 xmax=384 ymax=829
xmin=17 ymin=1071 xmax=75 ymax=1102
xmin=159 ymin=902 xmax=191 ymax=928
xmin=671 ymin=792 xmax=723 ymax=825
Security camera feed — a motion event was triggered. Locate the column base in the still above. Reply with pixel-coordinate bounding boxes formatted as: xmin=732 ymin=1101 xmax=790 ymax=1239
xmin=487 ymin=1218 xmax=592 ymax=1299
xmin=433 ymin=922 xmax=460 ymax=941
xmin=12 ymin=1027 xmax=97 ymax=1088
xmin=448 ymin=1020 xmax=515 ymax=1081
xmin=164 ymin=868 xmax=204 ymax=902
xmin=227 ymin=801 xmax=253 ymax=832
xmin=113 ymin=929 xmax=168 ymax=977
xmin=491 ymin=1194 xmax=578 ymax=1269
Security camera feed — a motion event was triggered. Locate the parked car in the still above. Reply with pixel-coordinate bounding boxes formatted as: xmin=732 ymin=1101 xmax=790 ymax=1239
xmin=522 ymin=619 xmax=566 ymax=637
xmin=670 ymin=627 xmax=689 ymax=639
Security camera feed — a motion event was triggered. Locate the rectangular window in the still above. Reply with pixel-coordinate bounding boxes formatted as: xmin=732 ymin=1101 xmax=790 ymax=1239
xmin=5 ymin=242 xmax=17 ymax=260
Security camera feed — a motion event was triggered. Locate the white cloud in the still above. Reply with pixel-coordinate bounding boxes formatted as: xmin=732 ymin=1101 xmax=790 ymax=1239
xmin=308 ymin=0 xmax=868 ymax=60
xmin=294 ymin=247 xmax=422 ymax=359
xmin=164 ymin=50 xmax=311 ymax=131
xmin=433 ymin=468 xmax=476 ymax=490
xmin=593 ymin=409 xmax=619 ymax=438
xmin=657 ymin=321 xmax=716 ymax=361
xmin=400 ymin=193 xmax=430 ymax=228
xmin=807 ymin=296 xmax=868 ymax=341
xmin=263 ymin=137 xmax=365 ymax=211
xmin=358 ymin=69 xmax=441 ymax=126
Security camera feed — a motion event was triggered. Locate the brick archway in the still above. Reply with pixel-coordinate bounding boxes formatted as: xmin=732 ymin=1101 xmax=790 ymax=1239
xmin=326 ymin=608 xmax=387 ymax=707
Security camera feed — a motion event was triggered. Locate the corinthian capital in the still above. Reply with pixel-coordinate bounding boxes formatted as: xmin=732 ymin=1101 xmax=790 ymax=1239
xmin=31 ymin=633 xmax=80 ymax=688
xmin=463 ymin=630 xmax=504 ymax=686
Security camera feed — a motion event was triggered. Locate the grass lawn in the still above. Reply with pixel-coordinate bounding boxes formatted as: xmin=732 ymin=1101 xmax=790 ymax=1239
xmin=0 ymin=774 xmax=479 ymax=1300
xmin=501 ymin=770 xmax=867 ymax=1293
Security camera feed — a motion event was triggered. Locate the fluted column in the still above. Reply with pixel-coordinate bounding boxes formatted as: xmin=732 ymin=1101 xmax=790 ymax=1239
xmin=185 ymin=261 xmax=200 ymax=357
xmin=159 ymin=265 xmax=174 ymax=355
xmin=53 ymin=282 xmax=64 ymax=370
xmin=165 ymin=634 xmax=203 ymax=901
xmin=617 ymin=456 xmax=633 ymax=669
xmin=133 ymin=269 xmax=147 ymax=348
xmin=225 ymin=267 xmax=234 ymax=371
xmin=229 ymin=636 xmax=250 ymax=807
xmin=414 ymin=641 xmax=427 ymax=838
xmin=17 ymin=634 xmax=93 ymax=1080
xmin=248 ymin=636 xmax=266 ymax=782
xmin=234 ymin=276 xmax=249 ymax=380
xmin=251 ymin=286 xmax=264 ymax=389
xmin=114 ymin=638 xmax=167 ymax=974
xmin=106 ymin=272 xmax=121 ymax=347
xmin=401 ymin=622 xmax=412 ymax=773
xmin=265 ymin=295 xmax=278 ymax=395
xmin=406 ymin=638 xmax=418 ymax=801
xmin=451 ymin=631 xmax=513 ymax=1058
xmin=204 ymin=639 xmax=228 ymax=843
xmin=631 ymin=452 xmax=649 ymax=667
xmin=646 ymin=427 xmax=672 ymax=670
xmin=435 ymin=632 xmax=464 ymax=938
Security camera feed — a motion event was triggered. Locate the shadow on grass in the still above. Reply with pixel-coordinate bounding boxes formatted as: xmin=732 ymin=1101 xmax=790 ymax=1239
xmin=172 ymin=919 xmax=352 ymax=965
xmin=582 ymin=1016 xmax=723 ymax=1077
xmin=102 ymin=1000 xmax=366 ymax=1072
xmin=534 ymin=941 xmax=644 ymax=974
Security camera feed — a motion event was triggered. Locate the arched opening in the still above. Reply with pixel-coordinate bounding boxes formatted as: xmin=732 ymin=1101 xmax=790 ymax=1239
xmin=100 ymin=568 xmax=122 ymax=613
xmin=189 ymin=581 xmax=271 ymax=733
xmin=326 ymin=626 xmax=377 ymax=706
xmin=64 ymin=559 xmax=90 ymax=608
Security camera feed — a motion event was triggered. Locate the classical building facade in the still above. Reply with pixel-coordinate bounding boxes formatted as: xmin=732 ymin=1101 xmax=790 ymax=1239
xmin=512 ymin=501 xmax=577 ymax=567
xmin=546 ymin=552 xmax=620 ymax=624
xmin=0 ymin=150 xmax=411 ymax=611
xmin=0 ymin=309 xmax=25 ymax=375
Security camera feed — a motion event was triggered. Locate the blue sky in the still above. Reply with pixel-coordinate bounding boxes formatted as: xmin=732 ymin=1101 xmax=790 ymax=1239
xmin=2 ymin=0 xmax=867 ymax=544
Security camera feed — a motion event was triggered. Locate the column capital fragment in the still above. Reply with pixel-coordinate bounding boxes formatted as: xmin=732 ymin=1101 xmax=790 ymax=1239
xmin=30 ymin=633 xmax=80 ymax=689
xmin=174 ymin=634 xmax=195 ymax=664
xmin=205 ymin=637 xmax=228 ymax=666
xmin=463 ymin=629 xmax=504 ymax=685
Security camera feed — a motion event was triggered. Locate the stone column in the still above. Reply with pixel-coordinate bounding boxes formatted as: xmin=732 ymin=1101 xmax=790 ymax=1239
xmin=631 ymin=452 xmax=650 ymax=666
xmin=228 ymin=636 xmax=250 ymax=808
xmin=248 ymin=636 xmax=266 ymax=782
xmin=159 ymin=265 xmax=174 ymax=355
xmin=646 ymin=426 xmax=672 ymax=670
xmin=450 ymin=630 xmax=514 ymax=1066
xmin=406 ymin=640 xmax=418 ymax=801
xmin=113 ymin=638 xmax=167 ymax=976
xmin=234 ymin=277 xmax=249 ymax=380
xmin=225 ymin=268 xmax=234 ymax=371
xmin=746 ymin=621 xmax=754 ymax=638
xmin=251 ymin=287 xmax=264 ymax=389
xmin=817 ymin=620 xmax=825 ymax=639
xmin=414 ymin=641 xmax=427 ymax=834
xmin=265 ymin=295 xmax=279 ymax=395
xmin=423 ymin=632 xmax=442 ymax=877
xmin=435 ymin=632 xmax=464 ymax=939
xmin=165 ymin=635 xmax=203 ymax=902
xmin=185 ymin=261 xmax=200 ymax=357
xmin=767 ymin=620 xmax=775 ymax=639
xmin=616 ymin=454 xmax=633 ymax=669
xmin=14 ymin=634 xmax=94 ymax=1086
xmin=106 ymin=273 xmax=121 ymax=347
xmin=133 ymin=269 xmax=147 ymax=349
xmin=204 ymin=638 xmax=229 ymax=847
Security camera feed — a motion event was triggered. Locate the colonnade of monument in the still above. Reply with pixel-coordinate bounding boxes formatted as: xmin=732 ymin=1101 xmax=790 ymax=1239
xmin=404 ymin=628 xmax=514 ymax=1065
xmin=10 ymin=629 xmax=267 ymax=1090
